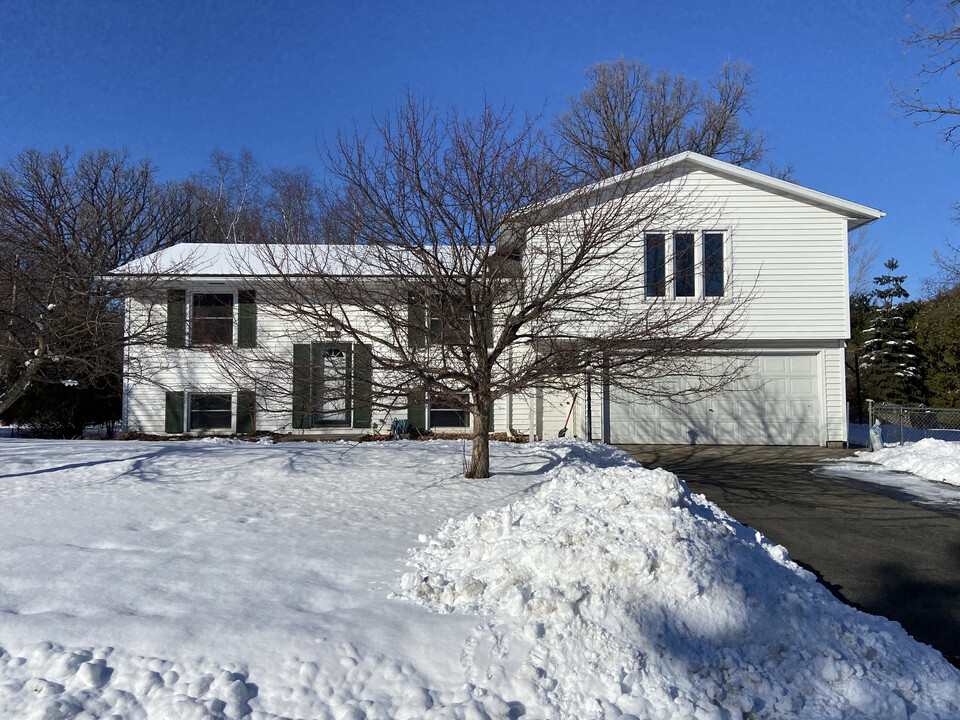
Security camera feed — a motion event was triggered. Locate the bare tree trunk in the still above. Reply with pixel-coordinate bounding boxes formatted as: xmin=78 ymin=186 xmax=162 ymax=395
xmin=467 ymin=405 xmax=490 ymax=479
xmin=0 ymin=360 xmax=37 ymax=416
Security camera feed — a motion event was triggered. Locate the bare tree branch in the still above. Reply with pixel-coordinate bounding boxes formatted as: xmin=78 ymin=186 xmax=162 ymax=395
xmin=208 ymin=97 xmax=750 ymax=478
xmin=895 ymin=0 xmax=960 ymax=147
xmin=554 ymin=58 xmax=767 ymax=182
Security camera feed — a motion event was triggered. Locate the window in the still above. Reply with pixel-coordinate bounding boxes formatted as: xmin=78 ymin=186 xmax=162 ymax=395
xmin=430 ymin=393 xmax=470 ymax=428
xmin=428 ymin=299 xmax=471 ymax=346
xmin=191 ymin=293 xmax=234 ymax=345
xmin=674 ymin=233 xmax=695 ymax=297
xmin=704 ymin=232 xmax=725 ymax=297
xmin=189 ymin=393 xmax=232 ymax=430
xmin=311 ymin=344 xmax=352 ymax=426
xmin=645 ymin=233 xmax=666 ymax=298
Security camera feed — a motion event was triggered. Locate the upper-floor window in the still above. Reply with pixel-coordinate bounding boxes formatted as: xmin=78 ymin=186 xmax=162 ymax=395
xmin=166 ymin=289 xmax=256 ymax=349
xmin=644 ymin=231 xmax=726 ymax=299
xmin=645 ymin=233 xmax=666 ymax=298
xmin=703 ymin=232 xmax=724 ymax=297
xmin=674 ymin=233 xmax=695 ymax=297
xmin=428 ymin=301 xmax=471 ymax=346
xmin=191 ymin=293 xmax=234 ymax=345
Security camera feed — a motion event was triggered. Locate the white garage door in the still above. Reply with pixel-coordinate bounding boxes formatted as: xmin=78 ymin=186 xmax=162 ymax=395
xmin=608 ymin=353 xmax=822 ymax=445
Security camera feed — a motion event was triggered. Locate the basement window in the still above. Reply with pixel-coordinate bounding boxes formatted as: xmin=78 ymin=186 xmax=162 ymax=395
xmin=429 ymin=393 xmax=470 ymax=428
xmin=189 ymin=393 xmax=233 ymax=430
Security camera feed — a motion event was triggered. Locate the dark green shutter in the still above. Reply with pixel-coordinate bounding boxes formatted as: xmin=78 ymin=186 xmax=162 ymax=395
xmin=408 ymin=292 xmax=425 ymax=348
xmin=352 ymin=343 xmax=373 ymax=428
xmin=485 ymin=306 xmax=494 ymax=349
xmin=236 ymin=389 xmax=256 ymax=433
xmin=166 ymin=290 xmax=186 ymax=348
xmin=292 ymin=344 xmax=311 ymax=430
xmin=238 ymin=290 xmax=257 ymax=348
xmin=165 ymin=390 xmax=184 ymax=433
xmin=407 ymin=392 xmax=426 ymax=431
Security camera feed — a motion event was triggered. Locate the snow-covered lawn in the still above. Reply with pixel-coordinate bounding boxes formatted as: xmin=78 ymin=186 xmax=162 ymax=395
xmin=0 ymin=438 xmax=957 ymax=719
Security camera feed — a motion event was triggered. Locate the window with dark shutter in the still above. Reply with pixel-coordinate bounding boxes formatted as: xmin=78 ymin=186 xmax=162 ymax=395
xmin=165 ymin=390 xmax=185 ymax=433
xmin=189 ymin=393 xmax=233 ymax=430
xmin=238 ymin=290 xmax=257 ymax=348
xmin=166 ymin=290 xmax=186 ymax=348
xmin=236 ymin=390 xmax=256 ymax=433
xmin=352 ymin=343 xmax=373 ymax=429
xmin=292 ymin=344 xmax=311 ymax=429
xmin=191 ymin=293 xmax=234 ymax=345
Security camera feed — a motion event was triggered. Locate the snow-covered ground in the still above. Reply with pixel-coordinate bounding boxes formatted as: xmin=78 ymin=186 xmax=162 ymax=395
xmin=0 ymin=437 xmax=958 ymax=719
xmin=823 ymin=437 xmax=960 ymax=508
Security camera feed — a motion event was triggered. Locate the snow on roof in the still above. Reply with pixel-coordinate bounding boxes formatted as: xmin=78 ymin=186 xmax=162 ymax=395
xmin=111 ymin=242 xmax=470 ymax=278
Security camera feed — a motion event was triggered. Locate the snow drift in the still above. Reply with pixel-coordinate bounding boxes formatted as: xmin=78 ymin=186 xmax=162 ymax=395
xmin=400 ymin=442 xmax=960 ymax=719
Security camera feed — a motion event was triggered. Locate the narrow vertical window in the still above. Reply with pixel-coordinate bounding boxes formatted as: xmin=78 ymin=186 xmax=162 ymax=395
xmin=674 ymin=233 xmax=695 ymax=297
xmin=645 ymin=233 xmax=666 ymax=298
xmin=703 ymin=232 xmax=724 ymax=297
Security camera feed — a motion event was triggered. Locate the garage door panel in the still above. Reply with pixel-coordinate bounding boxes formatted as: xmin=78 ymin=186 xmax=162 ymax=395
xmin=609 ymin=352 xmax=822 ymax=446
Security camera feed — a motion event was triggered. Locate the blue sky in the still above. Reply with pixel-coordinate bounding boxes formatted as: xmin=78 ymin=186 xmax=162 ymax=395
xmin=0 ymin=0 xmax=956 ymax=295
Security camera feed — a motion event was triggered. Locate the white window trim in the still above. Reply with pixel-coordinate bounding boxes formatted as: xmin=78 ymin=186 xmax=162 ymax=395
xmin=427 ymin=391 xmax=472 ymax=430
xmin=187 ymin=288 xmax=238 ymax=348
xmin=184 ymin=390 xmax=237 ymax=434
xmin=644 ymin=230 xmax=730 ymax=302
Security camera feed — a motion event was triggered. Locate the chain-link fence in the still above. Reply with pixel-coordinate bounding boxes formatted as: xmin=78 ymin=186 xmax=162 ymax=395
xmin=867 ymin=400 xmax=960 ymax=446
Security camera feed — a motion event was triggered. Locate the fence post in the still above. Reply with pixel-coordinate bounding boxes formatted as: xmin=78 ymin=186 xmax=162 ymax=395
xmin=867 ymin=399 xmax=874 ymax=428
xmin=900 ymin=406 xmax=905 ymax=446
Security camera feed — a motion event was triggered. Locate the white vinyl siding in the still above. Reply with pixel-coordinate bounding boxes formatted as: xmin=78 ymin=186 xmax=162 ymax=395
xmin=664 ymin=168 xmax=850 ymax=341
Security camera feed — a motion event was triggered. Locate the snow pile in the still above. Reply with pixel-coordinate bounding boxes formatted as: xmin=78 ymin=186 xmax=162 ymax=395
xmin=401 ymin=442 xmax=960 ymax=719
xmin=859 ymin=438 xmax=960 ymax=486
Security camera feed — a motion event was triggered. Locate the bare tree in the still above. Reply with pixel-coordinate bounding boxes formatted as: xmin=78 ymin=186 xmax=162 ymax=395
xmin=554 ymin=58 xmax=767 ymax=182
xmin=212 ymin=96 xmax=747 ymax=477
xmin=896 ymin=0 xmax=960 ymax=147
xmin=848 ymin=227 xmax=881 ymax=296
xmin=0 ymin=148 xmax=201 ymax=424
xmin=187 ymin=150 xmax=330 ymax=245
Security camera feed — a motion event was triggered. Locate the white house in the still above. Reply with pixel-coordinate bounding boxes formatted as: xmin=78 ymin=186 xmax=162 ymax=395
xmin=112 ymin=152 xmax=883 ymax=447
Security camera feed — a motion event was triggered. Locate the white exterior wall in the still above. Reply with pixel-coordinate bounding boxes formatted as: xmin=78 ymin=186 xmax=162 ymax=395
xmin=524 ymin=166 xmax=856 ymax=446
xmin=122 ymin=160 xmax=865 ymax=445
xmin=124 ymin=289 xmax=405 ymax=436
xmin=824 ymin=342 xmax=848 ymax=444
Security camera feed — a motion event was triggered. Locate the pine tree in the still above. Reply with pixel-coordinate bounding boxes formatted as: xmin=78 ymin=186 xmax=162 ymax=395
xmin=860 ymin=259 xmax=924 ymax=404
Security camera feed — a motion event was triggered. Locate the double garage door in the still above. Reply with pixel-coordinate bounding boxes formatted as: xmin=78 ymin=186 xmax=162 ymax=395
xmin=608 ymin=353 xmax=823 ymax=446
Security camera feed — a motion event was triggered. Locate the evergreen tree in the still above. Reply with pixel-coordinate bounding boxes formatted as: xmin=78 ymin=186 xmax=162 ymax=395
xmin=915 ymin=284 xmax=960 ymax=407
xmin=845 ymin=292 xmax=875 ymax=423
xmin=860 ymin=259 xmax=924 ymax=404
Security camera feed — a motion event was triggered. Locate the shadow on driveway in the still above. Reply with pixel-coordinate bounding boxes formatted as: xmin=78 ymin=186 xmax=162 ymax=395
xmin=619 ymin=444 xmax=960 ymax=665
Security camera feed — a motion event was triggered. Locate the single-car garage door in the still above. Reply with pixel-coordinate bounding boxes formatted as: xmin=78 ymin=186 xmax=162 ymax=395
xmin=608 ymin=353 xmax=823 ymax=445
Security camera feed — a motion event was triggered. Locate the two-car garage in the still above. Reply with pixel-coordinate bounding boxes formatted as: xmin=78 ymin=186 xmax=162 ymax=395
xmin=606 ymin=352 xmax=824 ymax=446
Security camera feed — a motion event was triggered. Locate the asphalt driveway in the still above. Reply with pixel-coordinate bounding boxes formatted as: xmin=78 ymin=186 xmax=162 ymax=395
xmin=618 ymin=444 xmax=960 ymax=665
